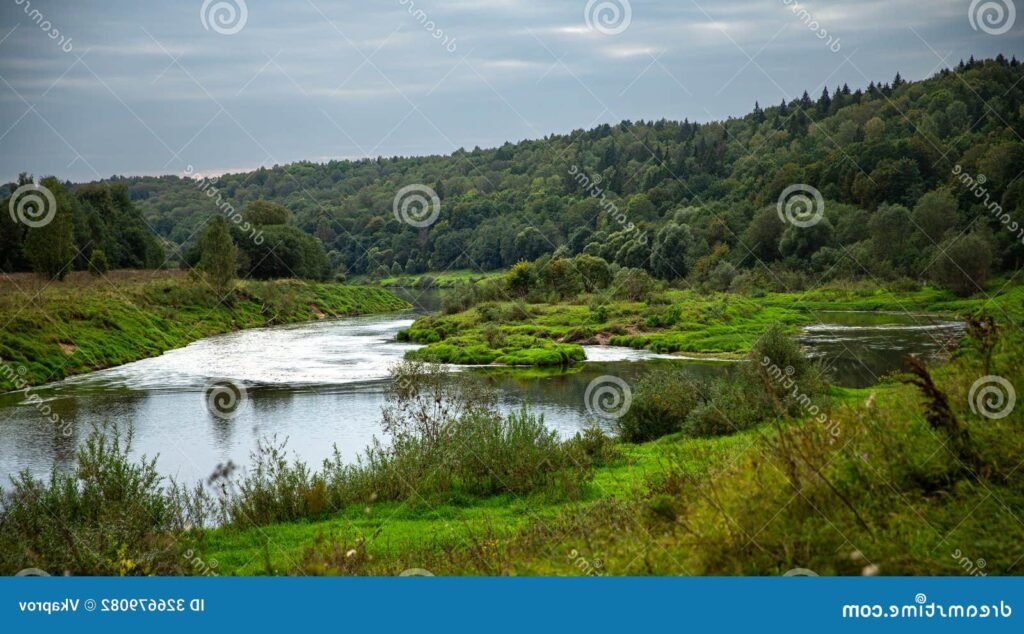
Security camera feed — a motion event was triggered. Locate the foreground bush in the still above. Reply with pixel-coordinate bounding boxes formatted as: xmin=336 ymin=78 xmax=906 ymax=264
xmin=616 ymin=324 xmax=827 ymax=442
xmin=0 ymin=426 xmax=208 ymax=575
xmin=220 ymin=362 xmax=597 ymax=527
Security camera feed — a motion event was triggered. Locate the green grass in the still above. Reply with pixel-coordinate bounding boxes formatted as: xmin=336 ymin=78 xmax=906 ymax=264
xmin=400 ymin=281 xmax=1003 ymax=366
xmin=359 ymin=269 xmax=505 ymax=289
xmin=0 ymin=270 xmax=410 ymax=389
xmin=199 ymin=430 xmax=757 ymax=575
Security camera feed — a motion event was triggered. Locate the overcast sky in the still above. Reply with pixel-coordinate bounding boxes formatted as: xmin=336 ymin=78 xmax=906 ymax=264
xmin=0 ymin=0 xmax=1021 ymax=182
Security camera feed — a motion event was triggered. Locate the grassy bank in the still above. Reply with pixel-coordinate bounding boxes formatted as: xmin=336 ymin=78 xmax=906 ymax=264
xmin=357 ymin=269 xmax=505 ymax=289
xmin=402 ymin=281 xmax=1000 ymax=366
xmin=0 ymin=270 xmax=409 ymax=390
xmin=198 ymin=282 xmax=1024 ymax=575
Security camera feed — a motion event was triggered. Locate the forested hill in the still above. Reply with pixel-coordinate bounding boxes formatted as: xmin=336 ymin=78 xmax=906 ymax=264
xmin=106 ymin=57 xmax=1024 ymax=288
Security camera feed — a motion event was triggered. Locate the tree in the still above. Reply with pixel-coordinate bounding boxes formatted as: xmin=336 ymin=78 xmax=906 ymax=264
xmin=244 ymin=200 xmax=291 ymax=226
xmin=199 ymin=216 xmax=237 ymax=294
xmin=540 ymin=258 xmax=584 ymax=298
xmin=236 ymin=225 xmax=328 ymax=281
xmin=507 ymin=260 xmax=534 ymax=297
xmin=779 ymin=218 xmax=834 ymax=260
xmin=868 ymin=204 xmax=915 ymax=272
xmin=88 ymin=248 xmax=110 ymax=276
xmin=931 ymin=233 xmax=992 ymax=296
xmin=912 ymin=189 xmax=959 ymax=244
xmin=650 ymin=223 xmax=696 ymax=280
xmin=24 ymin=178 xmax=75 ymax=281
xmin=741 ymin=207 xmax=785 ymax=262
xmin=572 ymin=254 xmax=612 ymax=292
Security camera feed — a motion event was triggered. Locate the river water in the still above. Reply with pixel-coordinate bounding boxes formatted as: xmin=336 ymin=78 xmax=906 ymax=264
xmin=0 ymin=290 xmax=965 ymax=485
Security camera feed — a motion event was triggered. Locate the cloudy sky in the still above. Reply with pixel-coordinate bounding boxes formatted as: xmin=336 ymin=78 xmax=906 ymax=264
xmin=0 ymin=0 xmax=1021 ymax=182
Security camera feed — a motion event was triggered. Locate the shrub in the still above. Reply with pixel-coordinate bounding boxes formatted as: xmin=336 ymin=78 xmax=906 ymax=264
xmin=0 ymin=425 xmax=209 ymax=575
xmin=616 ymin=367 xmax=711 ymax=442
xmin=218 ymin=362 xmax=595 ymax=527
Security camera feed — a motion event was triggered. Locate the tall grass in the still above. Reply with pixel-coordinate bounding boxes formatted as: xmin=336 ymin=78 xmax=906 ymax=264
xmin=218 ymin=362 xmax=599 ymax=528
xmin=0 ymin=425 xmax=210 ymax=575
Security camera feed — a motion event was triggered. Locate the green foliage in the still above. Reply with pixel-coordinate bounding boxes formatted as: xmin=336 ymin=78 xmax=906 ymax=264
xmin=219 ymin=363 xmax=595 ymax=527
xmin=88 ymin=248 xmax=110 ymax=276
xmin=244 ymin=200 xmax=291 ymax=226
xmin=199 ymin=216 xmax=237 ymax=294
xmin=616 ymin=368 xmax=710 ymax=442
xmin=236 ymin=225 xmax=329 ymax=281
xmin=0 ymin=425 xmax=207 ymax=575
xmin=24 ymin=178 xmax=75 ymax=280
xmin=618 ymin=324 xmax=826 ymax=442
xmin=1 ymin=176 xmax=162 ymax=276
xmin=931 ymin=232 xmax=993 ymax=296
xmin=507 ymin=260 xmax=534 ymax=297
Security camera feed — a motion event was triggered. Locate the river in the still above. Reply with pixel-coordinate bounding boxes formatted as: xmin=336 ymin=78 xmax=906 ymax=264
xmin=0 ymin=290 xmax=964 ymax=485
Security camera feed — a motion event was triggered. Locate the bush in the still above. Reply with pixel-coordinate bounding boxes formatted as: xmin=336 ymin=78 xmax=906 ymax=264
xmin=217 ymin=362 xmax=595 ymax=527
xmin=616 ymin=367 xmax=711 ymax=442
xmin=0 ymin=425 xmax=209 ymax=575
xmin=617 ymin=326 xmax=827 ymax=443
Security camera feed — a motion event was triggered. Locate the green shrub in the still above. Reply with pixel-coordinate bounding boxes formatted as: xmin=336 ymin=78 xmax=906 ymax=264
xmin=0 ymin=425 xmax=208 ymax=575
xmin=616 ymin=367 xmax=711 ymax=442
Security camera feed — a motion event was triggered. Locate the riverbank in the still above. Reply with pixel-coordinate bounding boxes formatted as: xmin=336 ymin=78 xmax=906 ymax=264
xmin=401 ymin=281 xmax=997 ymax=366
xmin=199 ymin=276 xmax=1024 ymax=574
xmin=0 ymin=270 xmax=409 ymax=390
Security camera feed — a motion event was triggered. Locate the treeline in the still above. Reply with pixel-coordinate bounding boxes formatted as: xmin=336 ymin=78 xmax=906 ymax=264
xmin=0 ymin=176 xmax=163 ymax=278
xmin=60 ymin=57 xmax=1024 ymax=294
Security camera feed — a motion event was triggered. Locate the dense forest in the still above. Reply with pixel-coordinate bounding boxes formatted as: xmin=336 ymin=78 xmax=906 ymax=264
xmin=4 ymin=57 xmax=1023 ymax=294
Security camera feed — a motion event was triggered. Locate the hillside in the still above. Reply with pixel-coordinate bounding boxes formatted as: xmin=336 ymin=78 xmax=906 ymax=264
xmin=98 ymin=57 xmax=1024 ymax=291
